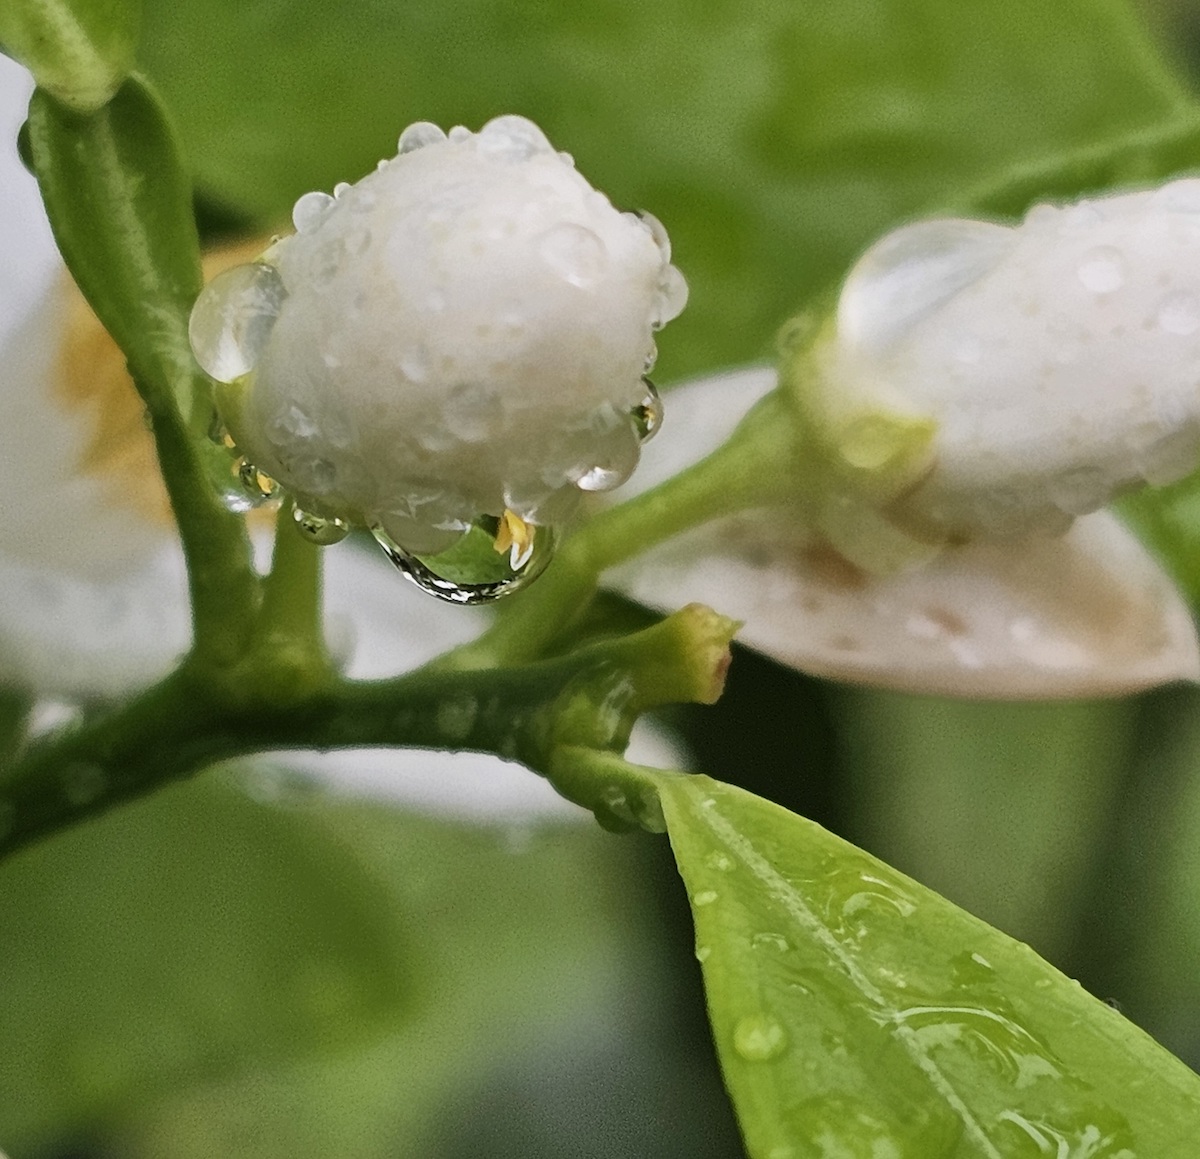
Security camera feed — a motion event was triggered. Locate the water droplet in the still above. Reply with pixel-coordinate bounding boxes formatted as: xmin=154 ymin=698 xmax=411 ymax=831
xmin=751 ymin=932 xmax=790 ymax=953
xmin=291 ymin=457 xmax=338 ymax=496
xmin=1077 ymin=246 xmax=1125 ymax=294
xmin=692 ymin=889 xmax=719 ymax=907
xmin=371 ymin=513 xmax=557 ymax=603
xmin=537 ymin=223 xmax=608 ymax=287
xmin=62 ymin=762 xmax=106 ymax=808
xmin=448 ymin=125 xmax=471 ymax=143
xmin=189 ymin=262 xmax=287 ymax=382
xmin=477 ymin=115 xmax=553 ymax=160
xmin=732 ymin=1013 xmax=788 ymax=1061
xmin=1157 ymin=290 xmax=1200 ymax=335
xmin=997 ymin=1110 xmax=1136 ymax=1159
xmin=398 ymin=121 xmax=447 ymax=154
xmin=292 ymin=190 xmax=335 ymax=234
xmin=695 ymin=944 xmax=711 ymax=963
xmin=631 ymin=378 xmax=663 ymax=441
xmin=293 ymin=506 xmax=350 ymax=545
xmin=333 ymin=181 xmax=351 ymax=198
xmin=399 ymin=344 xmax=431 ymax=384
xmin=705 ymin=851 xmax=734 ymax=872
xmin=652 ymin=264 xmax=688 ymax=328
xmin=639 ymin=210 xmax=672 ymax=262
xmin=443 ymin=381 xmax=504 ymax=443
xmin=573 ymin=423 xmax=641 ymax=492
xmin=238 ymin=460 xmax=280 ymax=505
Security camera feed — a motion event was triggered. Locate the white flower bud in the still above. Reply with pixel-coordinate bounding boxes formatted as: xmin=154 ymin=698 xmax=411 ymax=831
xmin=189 ymin=115 xmax=685 ymax=600
xmin=801 ymin=179 xmax=1200 ymax=548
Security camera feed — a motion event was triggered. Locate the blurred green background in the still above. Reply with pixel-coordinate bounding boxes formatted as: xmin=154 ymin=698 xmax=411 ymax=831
xmin=7 ymin=0 xmax=1200 ymax=1155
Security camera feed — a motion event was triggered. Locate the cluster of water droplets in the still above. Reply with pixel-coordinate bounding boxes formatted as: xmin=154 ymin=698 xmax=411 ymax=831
xmin=188 ymin=115 xmax=683 ymax=602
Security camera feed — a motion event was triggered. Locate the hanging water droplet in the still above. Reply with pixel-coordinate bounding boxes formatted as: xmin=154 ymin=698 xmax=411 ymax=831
xmin=237 ymin=459 xmax=281 ymax=505
xmin=537 ymin=222 xmax=608 ymax=287
xmin=371 ymin=512 xmax=558 ymax=604
xmin=398 ymin=121 xmax=448 ymax=154
xmin=732 ymin=1013 xmax=788 ymax=1061
xmin=573 ymin=423 xmax=641 ymax=492
xmin=292 ymin=190 xmax=336 ymax=234
xmin=631 ymin=378 xmax=663 ymax=442
xmin=643 ymin=342 xmax=658 ymax=373
xmin=651 ymin=264 xmax=689 ymax=328
xmin=189 ymin=262 xmax=287 ymax=382
xmin=1157 ymin=290 xmax=1200 ymax=335
xmin=293 ymin=506 xmax=350 ymax=545
xmin=1076 ymin=246 xmax=1125 ymax=294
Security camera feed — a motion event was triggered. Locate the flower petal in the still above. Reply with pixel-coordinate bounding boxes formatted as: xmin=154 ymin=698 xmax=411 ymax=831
xmin=611 ymin=368 xmax=1200 ymax=698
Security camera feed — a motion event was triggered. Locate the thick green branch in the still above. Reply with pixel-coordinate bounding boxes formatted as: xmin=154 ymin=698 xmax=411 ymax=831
xmin=0 ymin=606 xmax=736 ymax=860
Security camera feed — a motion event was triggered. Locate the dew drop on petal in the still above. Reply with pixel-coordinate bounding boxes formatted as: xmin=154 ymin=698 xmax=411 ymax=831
xmin=237 ymin=459 xmax=280 ymax=505
xmin=189 ymin=262 xmax=287 ymax=382
xmin=398 ymin=121 xmax=448 ymax=154
xmin=1076 ymin=246 xmax=1125 ymax=294
xmin=631 ymin=378 xmax=663 ymax=442
xmin=477 ymin=115 xmax=553 ymax=161
xmin=573 ymin=423 xmax=641 ymax=492
xmin=292 ymin=190 xmax=336 ymax=234
xmin=639 ymin=210 xmax=672 ymax=262
xmin=293 ymin=506 xmax=350 ymax=545
xmin=537 ymin=223 xmax=609 ymax=287
xmin=371 ymin=514 xmax=558 ymax=603
xmin=1157 ymin=290 xmax=1200 ymax=336
xmin=652 ymin=264 xmax=689 ymax=328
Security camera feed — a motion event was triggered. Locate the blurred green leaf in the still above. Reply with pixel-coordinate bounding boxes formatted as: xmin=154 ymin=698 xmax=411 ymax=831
xmin=833 ymin=692 xmax=1136 ymax=963
xmin=0 ymin=774 xmax=410 ymax=1150
xmin=139 ymin=0 xmax=1188 ymax=379
xmin=658 ymin=773 xmax=1200 ymax=1159
xmin=113 ymin=796 xmax=667 ymax=1159
xmin=0 ymin=0 xmax=139 ymax=111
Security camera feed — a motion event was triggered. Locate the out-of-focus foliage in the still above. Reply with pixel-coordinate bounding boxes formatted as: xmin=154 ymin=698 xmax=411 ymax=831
xmin=138 ymin=0 xmax=1186 ymax=380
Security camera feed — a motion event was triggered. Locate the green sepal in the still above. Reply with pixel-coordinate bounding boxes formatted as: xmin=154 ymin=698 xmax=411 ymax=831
xmin=1 ymin=0 xmax=140 ymax=112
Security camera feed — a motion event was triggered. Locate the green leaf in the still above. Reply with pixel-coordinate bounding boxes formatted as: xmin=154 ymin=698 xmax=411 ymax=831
xmin=0 ymin=773 xmax=411 ymax=1150
xmin=656 ymin=773 xmax=1200 ymax=1159
xmin=0 ymin=0 xmax=139 ymax=111
xmin=139 ymin=0 xmax=1189 ymax=378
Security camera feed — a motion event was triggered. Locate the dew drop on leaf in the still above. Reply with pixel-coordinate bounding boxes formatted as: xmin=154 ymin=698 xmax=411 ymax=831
xmin=732 ymin=1012 xmax=789 ymax=1062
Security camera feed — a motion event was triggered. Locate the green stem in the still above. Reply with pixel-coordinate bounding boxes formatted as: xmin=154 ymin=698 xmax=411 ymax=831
xmin=441 ymin=388 xmax=800 ymax=670
xmin=249 ymin=501 xmax=328 ymax=674
xmin=27 ymin=78 xmax=261 ymax=670
xmin=0 ymin=607 xmax=736 ymax=861
xmin=952 ymin=111 xmax=1200 ymax=219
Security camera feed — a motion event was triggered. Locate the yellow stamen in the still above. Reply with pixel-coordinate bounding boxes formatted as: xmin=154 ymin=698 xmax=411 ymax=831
xmin=493 ymin=508 xmax=535 ymax=567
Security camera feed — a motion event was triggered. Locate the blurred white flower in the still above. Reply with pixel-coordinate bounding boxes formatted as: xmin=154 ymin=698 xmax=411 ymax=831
xmin=797 ymin=185 xmax=1200 ymax=559
xmin=190 ymin=115 xmax=684 ymax=601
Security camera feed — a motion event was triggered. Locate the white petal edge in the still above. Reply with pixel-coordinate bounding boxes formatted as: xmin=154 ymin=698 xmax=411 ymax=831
xmin=610 ymin=367 xmax=1200 ymax=699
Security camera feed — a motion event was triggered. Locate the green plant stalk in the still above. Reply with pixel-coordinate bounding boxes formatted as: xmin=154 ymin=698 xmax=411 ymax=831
xmin=27 ymin=76 xmax=261 ymax=669
xmin=0 ymin=605 xmax=736 ymax=860
xmin=441 ymin=387 xmax=801 ymax=670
